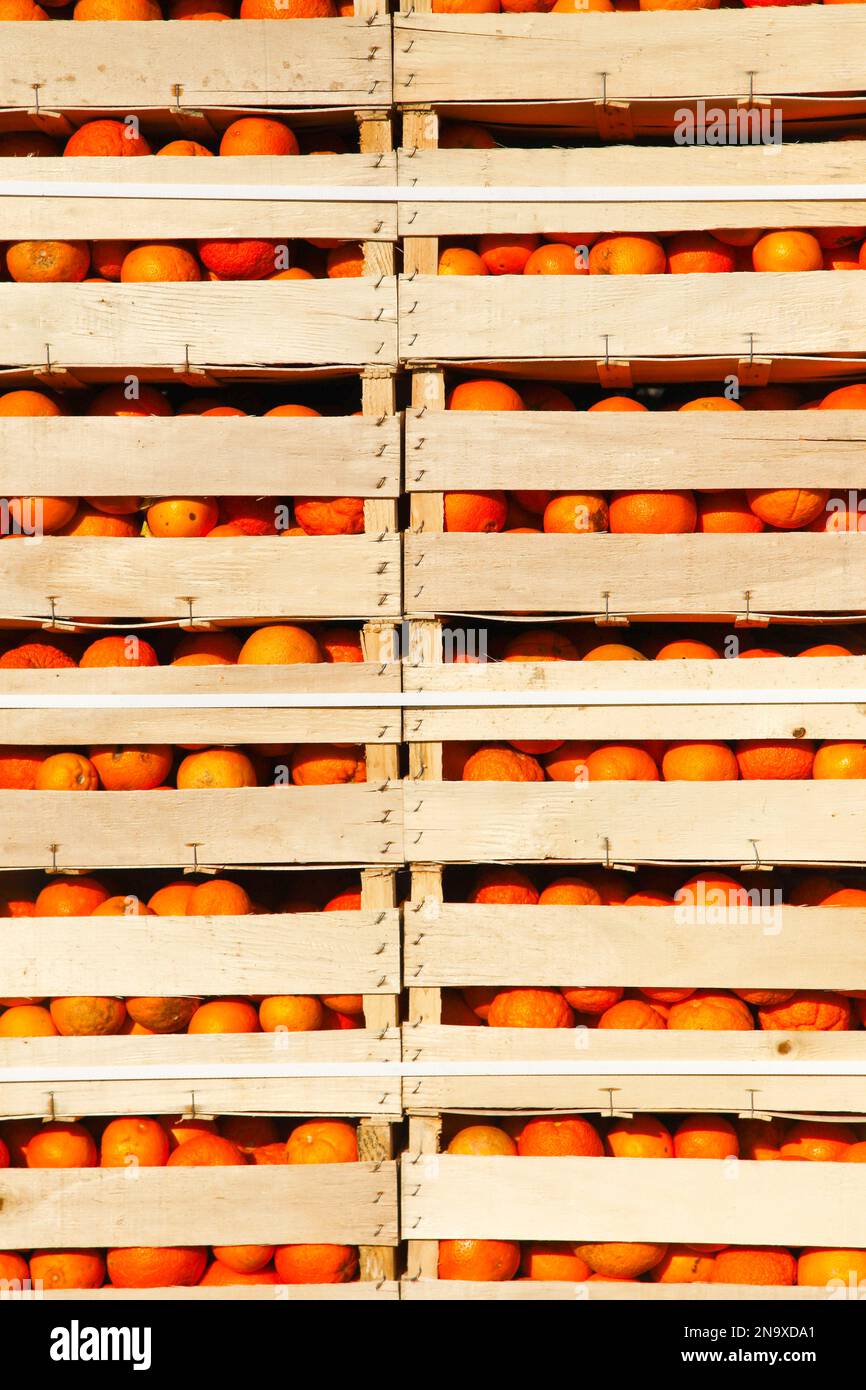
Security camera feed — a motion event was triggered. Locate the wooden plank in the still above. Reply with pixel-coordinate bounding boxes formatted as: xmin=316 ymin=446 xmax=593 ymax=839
xmin=405 ymin=656 xmax=866 ymax=696
xmin=394 ymin=11 xmax=866 ymax=103
xmin=405 ymin=410 xmax=866 ymax=492
xmin=404 ymin=904 xmax=866 ymax=994
xmin=0 ymin=910 xmax=400 ymax=997
xmin=0 ymin=534 xmax=401 ymax=621
xmin=402 ymin=1154 xmax=866 ymax=1247
xmin=1 ymin=707 xmax=400 ymax=746
xmin=404 ymin=533 xmax=866 ymax=618
xmin=0 ymin=155 xmax=397 ymax=243
xmin=0 ymin=783 xmax=403 ymax=868
xmin=0 ymin=17 xmax=392 ymax=110
xmin=404 ymin=1280 xmax=831 ymax=1302
xmin=406 ymin=704 xmax=866 ymax=743
xmin=0 ymin=415 xmax=400 ymax=498
xmin=405 ymin=781 xmax=866 ymax=866
xmin=400 ymin=275 xmax=866 ymax=364
xmin=0 ymin=1164 xmax=398 ymax=1248
xmin=399 ymin=144 xmax=866 ymax=236
xmin=0 ymin=663 xmax=401 ymax=697
xmin=404 ymin=1072 xmax=866 ymax=1120
xmin=0 ymin=281 xmax=397 ymax=370
xmin=39 ymin=1284 xmax=400 ymax=1301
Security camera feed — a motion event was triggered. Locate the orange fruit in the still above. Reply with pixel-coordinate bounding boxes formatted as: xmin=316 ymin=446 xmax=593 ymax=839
xmin=125 ymin=998 xmax=197 ymax=1033
xmin=100 ymin=1117 xmax=170 ymax=1168
xmin=443 ymin=490 xmax=508 ymax=534
xmin=470 ymin=868 xmax=539 ymax=905
xmin=735 ymin=739 xmax=815 ymax=780
xmin=543 ymin=492 xmax=609 ymax=533
xmin=167 ymin=1134 xmax=247 ymax=1167
xmin=589 ymin=235 xmax=666 ymax=275
xmin=798 ymin=1249 xmax=866 ymax=1288
xmin=819 ymin=384 xmax=866 ymax=410
xmin=813 ymin=741 xmax=866 ymax=778
xmin=655 ymin=639 xmax=720 ymax=659
xmin=438 ymin=122 xmax=497 ymax=150
xmin=661 ymin=741 xmax=739 ymax=782
xmin=478 ymin=234 xmax=540 ymax=275
xmin=316 ymin=626 xmax=364 ymax=664
xmin=6 ymin=240 xmax=90 ymax=283
xmin=538 ymin=876 xmax=602 ymax=906
xmin=438 ymin=1240 xmax=521 ymax=1281
xmin=50 ymin=997 xmax=127 ymax=1035
xmin=606 ymin=1115 xmax=673 ymax=1159
xmin=523 ymin=384 xmax=577 ymax=410
xmin=219 ymin=117 xmax=298 ymax=157
xmin=211 ymin=1245 xmax=275 ymax=1275
xmin=35 ymin=752 xmax=99 ymax=791
xmin=822 ymin=888 xmax=866 ymax=906
xmin=488 ymin=989 xmax=574 ymax=1029
xmin=439 ymin=247 xmax=488 ymax=276
xmin=87 ymin=384 xmax=173 ymax=418
xmin=585 ymin=744 xmax=659 ymax=781
xmin=780 ymin=1121 xmax=855 ymax=1162
xmin=80 ymin=635 xmax=159 ymax=667
xmin=286 ymin=1120 xmax=358 ymax=1165
xmin=157 ymin=139 xmax=215 ymax=156
xmin=0 ymin=390 xmax=66 ymax=417
xmin=609 ymin=490 xmax=697 ymax=533
xmin=746 ymin=487 xmax=829 ymax=528
xmin=741 ymin=385 xmax=804 ymax=410
xmin=697 ymin=490 xmax=764 ymax=533
xmin=447 ymin=1125 xmax=517 ymax=1156
xmin=107 ymin=1247 xmax=208 ymax=1289
xmin=581 ymin=642 xmax=646 ymax=661
xmin=0 ymin=1252 xmax=29 ymax=1284
xmin=0 ymin=133 xmax=59 ymax=156
xmin=518 ymin=1116 xmax=602 ymax=1157
xmin=34 ymin=876 xmax=109 ymax=917
xmin=667 ymin=991 xmax=755 ymax=1031
xmin=196 ymin=238 xmax=282 ymax=280
xmin=89 ymin=744 xmax=173 ymax=791
xmin=588 ymin=395 xmax=647 ymax=412
xmin=29 ymin=1250 xmax=105 ymax=1291
xmin=187 ymin=999 xmax=260 ymax=1034
xmin=0 ymin=1005 xmax=58 ymax=1037
xmin=176 ymin=748 xmax=258 ymax=789
xmin=757 ymin=991 xmax=851 ymax=1032
xmin=186 ymin=880 xmax=253 ymax=916
xmin=289 ymin=743 xmax=364 ymax=786
xmin=502 ymin=629 xmax=579 ymax=662
xmin=598 ymin=999 xmax=667 ymax=1029
xmin=273 ymin=1243 xmax=359 ymax=1284
xmin=146 ymin=497 xmax=218 ymax=537
xmin=219 ymin=1116 xmax=281 ymax=1157
xmin=712 ymin=1247 xmax=795 ymax=1286
xmin=199 ymin=1261 xmax=276 ymax=1286
xmin=121 ymin=244 xmax=201 ymax=283
xmin=259 ymin=996 xmax=325 ymax=1032
xmin=520 ymin=1243 xmax=591 ymax=1281
xmin=462 ymin=745 xmax=544 ymax=781
xmin=752 ymin=230 xmax=823 ymax=272
xmin=739 ymin=1118 xmax=785 ymax=1162
xmin=576 ymin=1242 xmax=668 ymax=1278
xmin=524 ymin=243 xmax=584 ymax=275
xmin=649 ymin=1247 xmax=717 ymax=1283
xmin=172 ymin=632 xmax=243 ymax=666
xmin=666 ymin=231 xmax=735 ymax=274
xmin=238 ymin=625 xmax=322 ymax=665
xmin=293 ymin=496 xmax=364 ymax=535
xmin=91 ymin=895 xmax=153 ymax=917
xmin=25 ymin=1121 xmax=98 ymax=1169
xmin=0 ymin=641 xmax=76 ymax=669
xmin=673 ymin=1115 xmax=739 ymax=1160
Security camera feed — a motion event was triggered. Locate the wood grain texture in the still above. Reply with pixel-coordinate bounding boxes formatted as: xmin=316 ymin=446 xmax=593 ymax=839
xmin=0 ymin=783 xmax=402 ymax=868
xmin=0 ymin=1164 xmax=398 ymax=1248
xmin=0 ymin=534 xmax=401 ymax=620
xmin=394 ymin=11 xmax=866 ymax=102
xmin=402 ymin=1153 xmax=866 ymax=1246
xmin=0 ymin=415 xmax=400 ymax=498
xmin=403 ymin=1279 xmax=830 ymax=1302
xmin=42 ymin=1284 xmax=400 ymax=1301
xmin=0 ymin=663 xmax=400 ymax=697
xmin=0 ymin=17 xmax=392 ymax=109
xmin=0 ymin=910 xmax=399 ymax=997
xmin=0 ymin=280 xmax=397 ymax=369
xmin=1 ymin=707 xmax=399 ymax=746
xmin=404 ymin=533 xmax=866 ymax=617
xmin=405 ymin=410 xmax=866 ymax=491
xmin=405 ymin=780 xmax=866 ymax=865
xmin=400 ymin=274 xmax=866 ymax=363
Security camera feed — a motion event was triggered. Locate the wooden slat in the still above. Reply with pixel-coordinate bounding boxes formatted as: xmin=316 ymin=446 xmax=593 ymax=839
xmin=404 ymin=903 xmax=866 ymax=993
xmin=402 ymin=1154 xmax=866 ymax=1247
xmin=0 ymin=783 xmax=402 ymax=868
xmin=0 ymin=281 xmax=397 ymax=369
xmin=1 ymin=707 xmax=399 ymax=746
xmin=394 ymin=11 xmax=866 ymax=103
xmin=400 ymin=275 xmax=866 ymax=363
xmin=0 ymin=1164 xmax=398 ymax=1248
xmin=399 ymin=144 xmax=866 ymax=236
xmin=0 ymin=415 xmax=400 ymax=498
xmin=405 ymin=780 xmax=866 ymax=866
xmin=0 ymin=663 xmax=400 ymax=697
xmin=0 ymin=534 xmax=401 ymax=621
xmin=41 ymin=1284 xmax=400 ymax=1301
xmin=0 ymin=155 xmax=397 ymax=242
xmin=404 ymin=533 xmax=866 ymax=618
xmin=0 ymin=910 xmax=400 ymax=997
xmin=404 ymin=1279 xmax=830 ymax=1302
xmin=405 ymin=410 xmax=866 ymax=492
xmin=0 ymin=17 xmax=392 ymax=110
xmin=405 ymin=656 xmax=866 ymax=696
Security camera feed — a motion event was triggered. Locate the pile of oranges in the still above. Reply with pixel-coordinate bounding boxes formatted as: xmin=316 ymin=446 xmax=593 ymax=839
xmin=0 ymin=114 xmax=352 ymax=160
xmin=446 ymin=624 xmax=863 ymax=662
xmin=0 ymin=625 xmax=363 ymax=669
xmin=0 ymin=1243 xmax=359 ymax=1289
xmin=3 ymin=237 xmax=360 ymax=283
xmin=439 ymin=227 xmax=866 ymax=277
xmin=430 ymin=0 xmax=854 ymax=15
xmin=0 ymin=1 xmax=352 ymax=25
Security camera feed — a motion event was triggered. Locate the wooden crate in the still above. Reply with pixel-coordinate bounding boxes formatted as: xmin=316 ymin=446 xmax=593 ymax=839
xmin=402 ymin=1143 xmax=866 ymax=1299
xmin=0 ymin=12 xmax=391 ymax=113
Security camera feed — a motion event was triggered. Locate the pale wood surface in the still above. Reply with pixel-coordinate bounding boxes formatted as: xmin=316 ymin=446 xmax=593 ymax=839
xmin=0 ymin=415 xmax=400 ymax=498
xmin=405 ymin=780 xmax=866 ymax=865
xmin=404 ymin=903 xmax=866 ymax=993
xmin=0 ymin=783 xmax=402 ymax=868
xmin=0 ymin=18 xmax=392 ymax=110
xmin=0 ymin=910 xmax=399 ymax=997
xmin=42 ymin=1284 xmax=400 ymax=1301
xmin=394 ymin=11 xmax=866 ymax=102
xmin=400 ymin=275 xmax=866 ymax=363
xmin=405 ymin=410 xmax=866 ymax=491
xmin=404 ymin=533 xmax=866 ymax=617
xmin=402 ymin=1153 xmax=866 ymax=1246
xmin=0 ymin=281 xmax=398 ymax=369
xmin=2 ymin=707 xmax=399 ymax=746
xmin=0 ymin=534 xmax=401 ymax=620
xmin=404 ymin=1279 xmax=831 ymax=1302
xmin=0 ymin=663 xmax=400 ymax=696
xmin=0 ymin=1164 xmax=398 ymax=1248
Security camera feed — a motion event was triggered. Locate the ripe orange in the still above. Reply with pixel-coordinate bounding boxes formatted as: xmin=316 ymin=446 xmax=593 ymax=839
xmin=478 ymin=234 xmax=540 ymax=275
xmin=238 ymin=625 xmax=322 ymax=665
xmin=598 ymin=999 xmax=667 ymax=1030
xmin=439 ymin=247 xmax=488 ymax=276
xmin=157 ymin=139 xmax=215 ymax=156
xmin=273 ymin=1243 xmax=359 ymax=1284
xmin=107 ymin=1247 xmax=208 ymax=1289
xmin=562 ymin=986 xmax=624 ymax=1015
xmin=649 ymin=1247 xmax=717 ymax=1283
xmin=697 ymin=490 xmax=765 ymax=533
xmin=35 ymin=752 xmax=99 ymax=791
xmin=609 ymin=490 xmax=697 ymax=533
xmin=289 ymin=743 xmax=364 ymax=786
xmin=80 ymin=636 xmax=159 ymax=667
xmin=196 ymin=238 xmax=282 ymax=280
xmin=447 ymin=1125 xmax=517 ymax=1156
xmin=6 ymin=240 xmax=90 ymax=283
xmin=780 ymin=1121 xmax=855 ymax=1162
xmin=661 ymin=741 xmax=739 ymax=781
xmin=24 ymin=1121 xmax=98 ymax=1169
xmin=259 ymin=995 xmax=325 ymax=1032
xmin=538 ymin=876 xmax=601 ymax=906
xmin=576 ymin=1242 xmax=668 ymax=1278
xmin=712 ymin=1247 xmax=795 ymax=1286
xmin=746 ymin=487 xmax=829 ymax=528
xmin=186 ymin=880 xmax=253 ymax=916
xmin=757 ymin=991 xmax=851 ymax=1032
xmin=121 ymin=244 xmax=202 ymax=283
xmin=587 ymin=395 xmax=647 ymax=412
xmin=172 ymin=632 xmax=243 ymax=666
xmin=34 ymin=876 xmax=109 ymax=917
xmin=819 ymin=384 xmax=866 ymax=410
xmin=0 ymin=1005 xmax=58 ymax=1038
xmin=176 ymin=748 xmax=258 ymax=789
xmin=0 ymin=390 xmax=66 ymax=417
xmin=50 ymin=997 xmax=127 ymax=1035
xmin=211 ymin=1245 xmax=274 ymax=1275
xmin=655 ymin=639 xmax=720 ymax=659
xmin=589 ymin=235 xmax=666 ymax=275
xmin=87 ymin=384 xmax=173 ymax=418
xmin=100 ymin=1117 xmax=170 ymax=1168
xmin=517 ymin=1116 xmax=602 ymax=1157
xmin=29 ymin=1250 xmax=105 ymax=1291
xmin=167 ymin=1134 xmax=247 ymax=1167
xmin=470 ymin=867 xmax=539 ymax=905
xmin=797 ymin=1249 xmax=866 ymax=1288
xmin=735 ymin=739 xmax=815 ymax=780
xmin=188 ymin=999 xmax=261 ymax=1034
xmin=524 ymin=243 xmax=584 ymax=275
xmin=89 ymin=744 xmax=173 ymax=791
xmin=813 ymin=741 xmax=866 ymax=779
xmin=752 ymin=231 xmax=823 ymax=272
xmin=293 ymin=496 xmax=364 ymax=535
xmin=487 ymin=989 xmax=574 ymax=1029
xmin=502 ymin=629 xmax=579 ymax=662
xmin=585 ymin=744 xmax=659 ymax=781
xmin=606 ymin=1115 xmax=673 ymax=1159
xmin=286 ymin=1120 xmax=358 ymax=1165
xmin=438 ymin=1239 xmax=520 ymax=1282
xmin=462 ymin=745 xmax=544 ymax=781
xmin=666 ymin=232 xmax=735 ymax=274
xmin=520 ymin=1243 xmax=591 ymax=1281
xmin=667 ymin=991 xmax=755 ymax=1031
xmin=219 ymin=117 xmax=299 ymax=157
xmin=543 ymin=492 xmax=609 ymax=533
xmin=738 ymin=1118 xmax=785 ymax=1161
xmin=673 ymin=1115 xmax=739 ymax=1159
xmin=145 ymin=497 xmax=218 ymax=537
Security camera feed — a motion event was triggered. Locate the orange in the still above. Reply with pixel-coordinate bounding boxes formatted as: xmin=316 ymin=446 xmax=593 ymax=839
xmin=29 ymin=1250 xmax=105 ymax=1291
xmin=176 ymin=748 xmax=258 ymax=789
xmin=746 ymin=487 xmax=829 ymax=528
xmin=819 ymin=384 xmax=866 ymax=410
xmin=598 ymin=999 xmax=667 ymax=1029
xmin=538 ymin=876 xmax=601 ymax=906
xmin=502 ymin=629 xmax=579 ymax=662
xmin=562 ymin=986 xmax=624 ymax=1015
xmin=219 ymin=496 xmax=279 ymax=536
xmin=259 ymin=995 xmax=325 ymax=1032
xmin=518 ymin=1116 xmax=602 ymax=1157
xmin=666 ymin=232 xmax=735 ymax=275
xmin=752 ymin=231 xmax=823 ymax=272
xmin=211 ymin=1245 xmax=274 ymax=1275
xmin=24 ymin=1121 xmax=98 ymax=1169
xmin=655 ymin=639 xmax=720 ymax=659
xmin=157 ymin=139 xmax=215 ymax=156
xmin=822 ymin=888 xmax=866 ymax=906
xmin=588 ymin=396 xmax=647 ymax=412
xmin=316 ymin=626 xmax=364 ymax=664
xmin=144 ymin=882 xmax=193 ymax=916
xmin=585 ymin=744 xmax=659 ymax=781
xmin=238 ymin=624 xmax=321 ymax=665
xmin=798 ymin=1249 xmax=866 ymax=1288
xmin=712 ymin=1247 xmax=795 ymax=1286
xmin=0 ymin=1005 xmax=58 ymax=1037
xmin=91 ymin=895 xmax=153 ymax=917
xmin=89 ymin=744 xmax=174 ymax=791
xmin=34 ymin=876 xmax=109 ymax=916
xmin=273 ymin=1243 xmax=359 ymax=1284
xmin=172 ymin=632 xmax=243 ymax=666
xmin=187 ymin=880 xmax=253 ymax=916
xmin=35 ymin=751 xmax=98 ymax=791
xmin=649 ymin=1247 xmax=717 ymax=1283
xmin=757 ymin=991 xmax=851 ymax=1032
xmin=780 ymin=1121 xmax=855 ymax=1162
xmin=0 ymin=390 xmax=66 ymax=417
xmin=326 ymin=243 xmax=364 ymax=279
xmin=576 ymin=1243 xmax=668 ymax=1278
xmin=121 ymin=244 xmax=201 ymax=283
xmin=146 ymin=497 xmax=218 ymax=537
xmin=64 ymin=119 xmax=151 ymax=158
xmin=87 ymin=384 xmax=173 ymax=418
xmin=661 ymin=741 xmax=739 ymax=781
xmin=447 ymin=1125 xmax=517 ymax=1157
xmin=843 ymin=1144 xmax=866 ymax=1162
xmin=219 ymin=117 xmax=298 ymax=157
xmin=734 ymin=989 xmax=794 ymax=1007
xmin=199 ymin=1262 xmax=276 ymax=1286
xmin=673 ymin=1115 xmax=739 ymax=1160
xmin=450 ymin=378 xmax=525 ymax=408
xmin=438 ymin=1239 xmax=520 ymax=1281
xmin=196 ymin=238 xmax=281 ymax=281
xmin=164 ymin=1118 xmax=218 ymax=1149
xmin=609 ymin=490 xmax=697 ymax=533
xmin=520 ymin=1244 xmax=591 ymax=1281
xmin=60 ymin=506 xmax=138 ymax=537
xmin=439 ymin=247 xmax=488 ymax=276
xmin=0 ymin=0 xmax=49 ymax=14
xmin=289 ymin=743 xmax=364 ymax=786
xmin=478 ymin=235 xmax=540 ymax=275
xmin=107 ymin=1247 xmax=208 ymax=1289
xmin=524 ymin=243 xmax=584 ymax=275
xmin=488 ymin=989 xmax=574 ymax=1029
xmin=523 ymin=384 xmax=577 ymax=410
xmin=589 ymin=235 xmax=666 ymax=276
xmin=0 ymin=1252 xmax=29 ymax=1285
xmin=581 ymin=642 xmax=646 ymax=661
xmin=697 ymin=490 xmax=765 ymax=533
xmin=667 ymin=991 xmax=755 ymax=1031
xmin=0 ymin=747 xmax=47 ymax=789
xmin=100 ymin=1117 xmax=170 ymax=1168
xmin=286 ymin=1120 xmax=358 ymax=1165
xmin=293 ymin=496 xmax=364 ymax=535
xmin=738 ymin=1118 xmax=785 ymax=1162
xmin=167 ymin=1134 xmax=247 ymax=1167
xmin=0 ymin=641 xmax=76 ymax=669
xmin=462 ymin=745 xmax=544 ymax=781
xmin=444 ymin=490 xmax=509 ymax=535
xmin=6 ymin=240 xmax=90 ymax=283
xmin=813 ymin=741 xmax=866 ymax=778
xmin=606 ymin=1116 xmax=673 ymax=1159
xmin=735 ymin=739 xmax=815 ymax=780
xmin=50 ymin=997 xmax=127 ymax=1035
xmin=470 ymin=868 xmax=539 ymax=905
xmin=542 ymin=492 xmax=608 ymax=533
